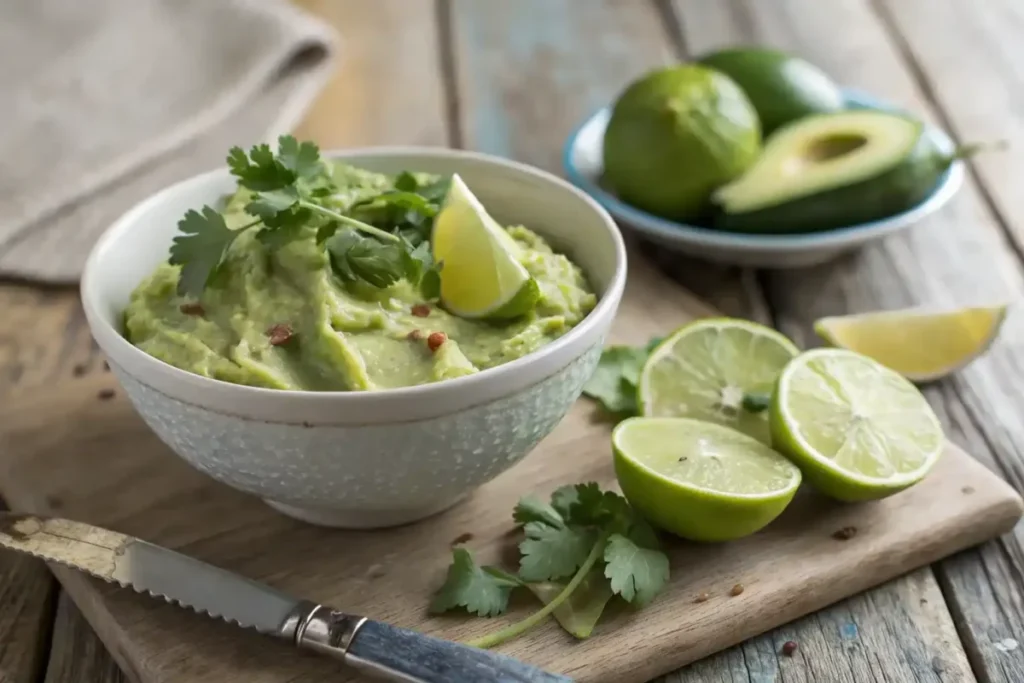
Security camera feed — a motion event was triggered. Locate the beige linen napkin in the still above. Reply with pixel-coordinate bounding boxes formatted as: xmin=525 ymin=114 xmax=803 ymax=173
xmin=0 ymin=0 xmax=337 ymax=282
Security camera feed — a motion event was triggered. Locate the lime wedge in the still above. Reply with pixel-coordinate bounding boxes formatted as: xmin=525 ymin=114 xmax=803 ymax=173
xmin=815 ymin=304 xmax=1008 ymax=382
xmin=770 ymin=348 xmax=945 ymax=501
xmin=612 ymin=417 xmax=801 ymax=541
xmin=638 ymin=318 xmax=799 ymax=444
xmin=432 ymin=174 xmax=539 ymax=319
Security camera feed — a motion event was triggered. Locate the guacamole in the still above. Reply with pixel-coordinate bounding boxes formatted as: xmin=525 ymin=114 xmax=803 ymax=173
xmin=124 ymin=162 xmax=597 ymax=391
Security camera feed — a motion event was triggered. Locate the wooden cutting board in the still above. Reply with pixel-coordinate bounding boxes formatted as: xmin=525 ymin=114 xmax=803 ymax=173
xmin=0 ymin=256 xmax=1020 ymax=683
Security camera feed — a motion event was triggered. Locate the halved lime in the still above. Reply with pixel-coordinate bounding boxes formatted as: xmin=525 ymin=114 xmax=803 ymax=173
xmin=432 ymin=174 xmax=539 ymax=319
xmin=637 ymin=318 xmax=799 ymax=444
xmin=770 ymin=348 xmax=945 ymax=501
xmin=612 ymin=417 xmax=802 ymax=541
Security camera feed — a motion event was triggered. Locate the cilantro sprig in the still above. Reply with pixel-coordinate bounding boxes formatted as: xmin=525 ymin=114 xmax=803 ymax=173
xmin=168 ymin=136 xmax=443 ymax=298
xmin=430 ymin=483 xmax=670 ymax=648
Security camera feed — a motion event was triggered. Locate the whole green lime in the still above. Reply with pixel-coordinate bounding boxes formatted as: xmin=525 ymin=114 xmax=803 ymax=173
xmin=602 ymin=65 xmax=761 ymax=221
xmin=698 ymin=47 xmax=844 ymax=135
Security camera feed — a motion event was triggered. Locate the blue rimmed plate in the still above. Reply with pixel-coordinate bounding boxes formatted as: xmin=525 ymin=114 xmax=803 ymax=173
xmin=563 ymin=89 xmax=964 ymax=268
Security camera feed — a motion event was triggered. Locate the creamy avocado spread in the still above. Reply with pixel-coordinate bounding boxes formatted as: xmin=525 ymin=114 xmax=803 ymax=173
xmin=124 ymin=159 xmax=596 ymax=391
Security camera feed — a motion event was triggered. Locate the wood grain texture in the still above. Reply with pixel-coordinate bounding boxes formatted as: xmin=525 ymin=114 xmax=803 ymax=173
xmin=0 ymin=283 xmax=98 ymax=683
xmin=670 ymin=0 xmax=1024 ymax=681
xmin=0 ymin=323 xmax=1019 ymax=683
xmin=42 ymin=593 xmax=126 ymax=683
xmin=291 ymin=0 xmax=450 ymax=148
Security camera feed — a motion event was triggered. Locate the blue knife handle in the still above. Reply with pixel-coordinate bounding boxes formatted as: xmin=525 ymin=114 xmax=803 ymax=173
xmin=293 ymin=605 xmax=572 ymax=682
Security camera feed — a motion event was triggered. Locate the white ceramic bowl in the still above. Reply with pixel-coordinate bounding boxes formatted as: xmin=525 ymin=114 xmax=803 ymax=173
xmin=82 ymin=148 xmax=626 ymax=528
xmin=563 ymin=89 xmax=964 ymax=268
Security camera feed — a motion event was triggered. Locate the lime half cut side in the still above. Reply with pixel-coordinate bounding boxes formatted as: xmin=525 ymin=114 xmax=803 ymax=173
xmin=770 ymin=348 xmax=945 ymax=501
xmin=638 ymin=318 xmax=799 ymax=444
xmin=612 ymin=417 xmax=801 ymax=542
xmin=432 ymin=174 xmax=539 ymax=320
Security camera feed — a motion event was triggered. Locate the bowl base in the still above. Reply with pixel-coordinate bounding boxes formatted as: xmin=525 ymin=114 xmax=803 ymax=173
xmin=264 ymin=496 xmax=467 ymax=529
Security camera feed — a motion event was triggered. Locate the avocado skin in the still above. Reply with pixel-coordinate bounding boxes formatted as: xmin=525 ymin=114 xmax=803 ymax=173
xmin=698 ymin=48 xmax=844 ymax=136
xmin=712 ymin=131 xmax=952 ymax=234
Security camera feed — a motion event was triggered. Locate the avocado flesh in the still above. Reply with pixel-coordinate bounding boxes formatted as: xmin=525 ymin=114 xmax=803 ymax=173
xmin=712 ymin=111 xmax=951 ymax=234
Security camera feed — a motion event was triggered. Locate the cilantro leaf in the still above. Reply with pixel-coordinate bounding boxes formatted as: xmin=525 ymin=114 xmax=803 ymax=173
xmin=277 ymin=135 xmax=323 ymax=179
xmin=526 ymin=568 xmax=614 ymax=640
xmin=550 ymin=484 xmax=580 ymax=521
xmin=582 ymin=346 xmax=649 ymax=415
xmin=401 ymin=240 xmax=443 ymax=299
xmin=419 ymin=266 xmax=441 ymax=300
xmin=603 ymin=533 xmax=669 ymax=608
xmin=418 ymin=175 xmax=453 ymax=203
xmin=430 ymin=548 xmax=520 ymax=617
xmin=168 ymin=207 xmax=243 ymax=297
xmin=394 ymin=171 xmax=419 ymax=192
xmin=513 ymin=495 xmax=564 ymax=528
xmin=327 ymin=230 xmax=406 ymax=289
xmin=245 ymin=187 xmax=299 ymax=218
xmin=256 ymin=220 xmax=307 ymax=250
xmin=518 ymin=522 xmax=597 ymax=582
xmin=316 ymin=221 xmax=339 ymax=245
xmin=552 ymin=483 xmax=632 ymax=530
xmin=227 ymin=143 xmax=294 ymax=191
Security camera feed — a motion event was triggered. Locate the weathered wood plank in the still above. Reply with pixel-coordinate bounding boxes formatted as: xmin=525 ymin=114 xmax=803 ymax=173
xmin=42 ymin=594 xmax=126 ymax=683
xmin=292 ymin=0 xmax=450 ymax=149
xmin=450 ymin=0 xmax=976 ymax=680
xmin=866 ymin=8 xmax=1024 ymax=675
xmin=671 ymin=0 xmax=1024 ymax=680
xmin=0 ymin=285 xmax=92 ymax=683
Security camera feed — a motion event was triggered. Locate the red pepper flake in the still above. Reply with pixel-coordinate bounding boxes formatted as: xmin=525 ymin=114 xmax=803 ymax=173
xmin=179 ymin=302 xmax=205 ymax=316
xmin=694 ymin=592 xmax=710 ymax=603
xmin=451 ymin=532 xmax=474 ymax=546
xmin=407 ymin=329 xmax=424 ymax=341
xmin=781 ymin=640 xmax=798 ymax=656
xmin=427 ymin=331 xmax=447 ymax=353
xmin=267 ymin=324 xmax=295 ymax=346
xmin=729 ymin=583 xmax=744 ymax=597
xmin=832 ymin=526 xmax=858 ymax=541
xmin=97 ymin=388 xmax=116 ymax=401
xmin=411 ymin=303 xmax=431 ymax=318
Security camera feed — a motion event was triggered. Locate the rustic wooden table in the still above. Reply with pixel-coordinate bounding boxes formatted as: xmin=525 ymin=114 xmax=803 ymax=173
xmin=2 ymin=1 xmax=1022 ymax=681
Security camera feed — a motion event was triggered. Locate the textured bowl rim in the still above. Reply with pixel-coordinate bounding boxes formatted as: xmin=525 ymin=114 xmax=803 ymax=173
xmin=81 ymin=146 xmax=626 ymax=415
xmin=562 ymin=88 xmax=965 ymax=254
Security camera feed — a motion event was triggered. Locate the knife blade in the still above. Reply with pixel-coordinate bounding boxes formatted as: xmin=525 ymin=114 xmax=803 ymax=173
xmin=0 ymin=513 xmax=572 ymax=683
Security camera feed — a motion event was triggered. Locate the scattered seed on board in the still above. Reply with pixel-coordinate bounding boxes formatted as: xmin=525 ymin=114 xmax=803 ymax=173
xmin=781 ymin=641 xmax=798 ymax=656
xmin=729 ymin=584 xmax=744 ymax=596
xmin=694 ymin=592 xmax=710 ymax=603
xmin=97 ymin=388 xmax=116 ymax=401
xmin=832 ymin=526 xmax=857 ymax=541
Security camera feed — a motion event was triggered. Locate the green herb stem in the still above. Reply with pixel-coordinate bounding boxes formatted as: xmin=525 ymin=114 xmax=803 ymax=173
xmin=301 ymin=201 xmax=400 ymax=242
xmin=467 ymin=531 xmax=610 ymax=650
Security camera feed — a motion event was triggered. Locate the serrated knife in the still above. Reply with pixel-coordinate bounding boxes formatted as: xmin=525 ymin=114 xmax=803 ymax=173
xmin=0 ymin=513 xmax=571 ymax=683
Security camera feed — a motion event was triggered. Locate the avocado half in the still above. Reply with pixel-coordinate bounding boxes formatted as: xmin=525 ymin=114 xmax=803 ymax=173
xmin=602 ymin=65 xmax=761 ymax=222
xmin=698 ymin=47 xmax=845 ymax=136
xmin=712 ymin=110 xmax=952 ymax=234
